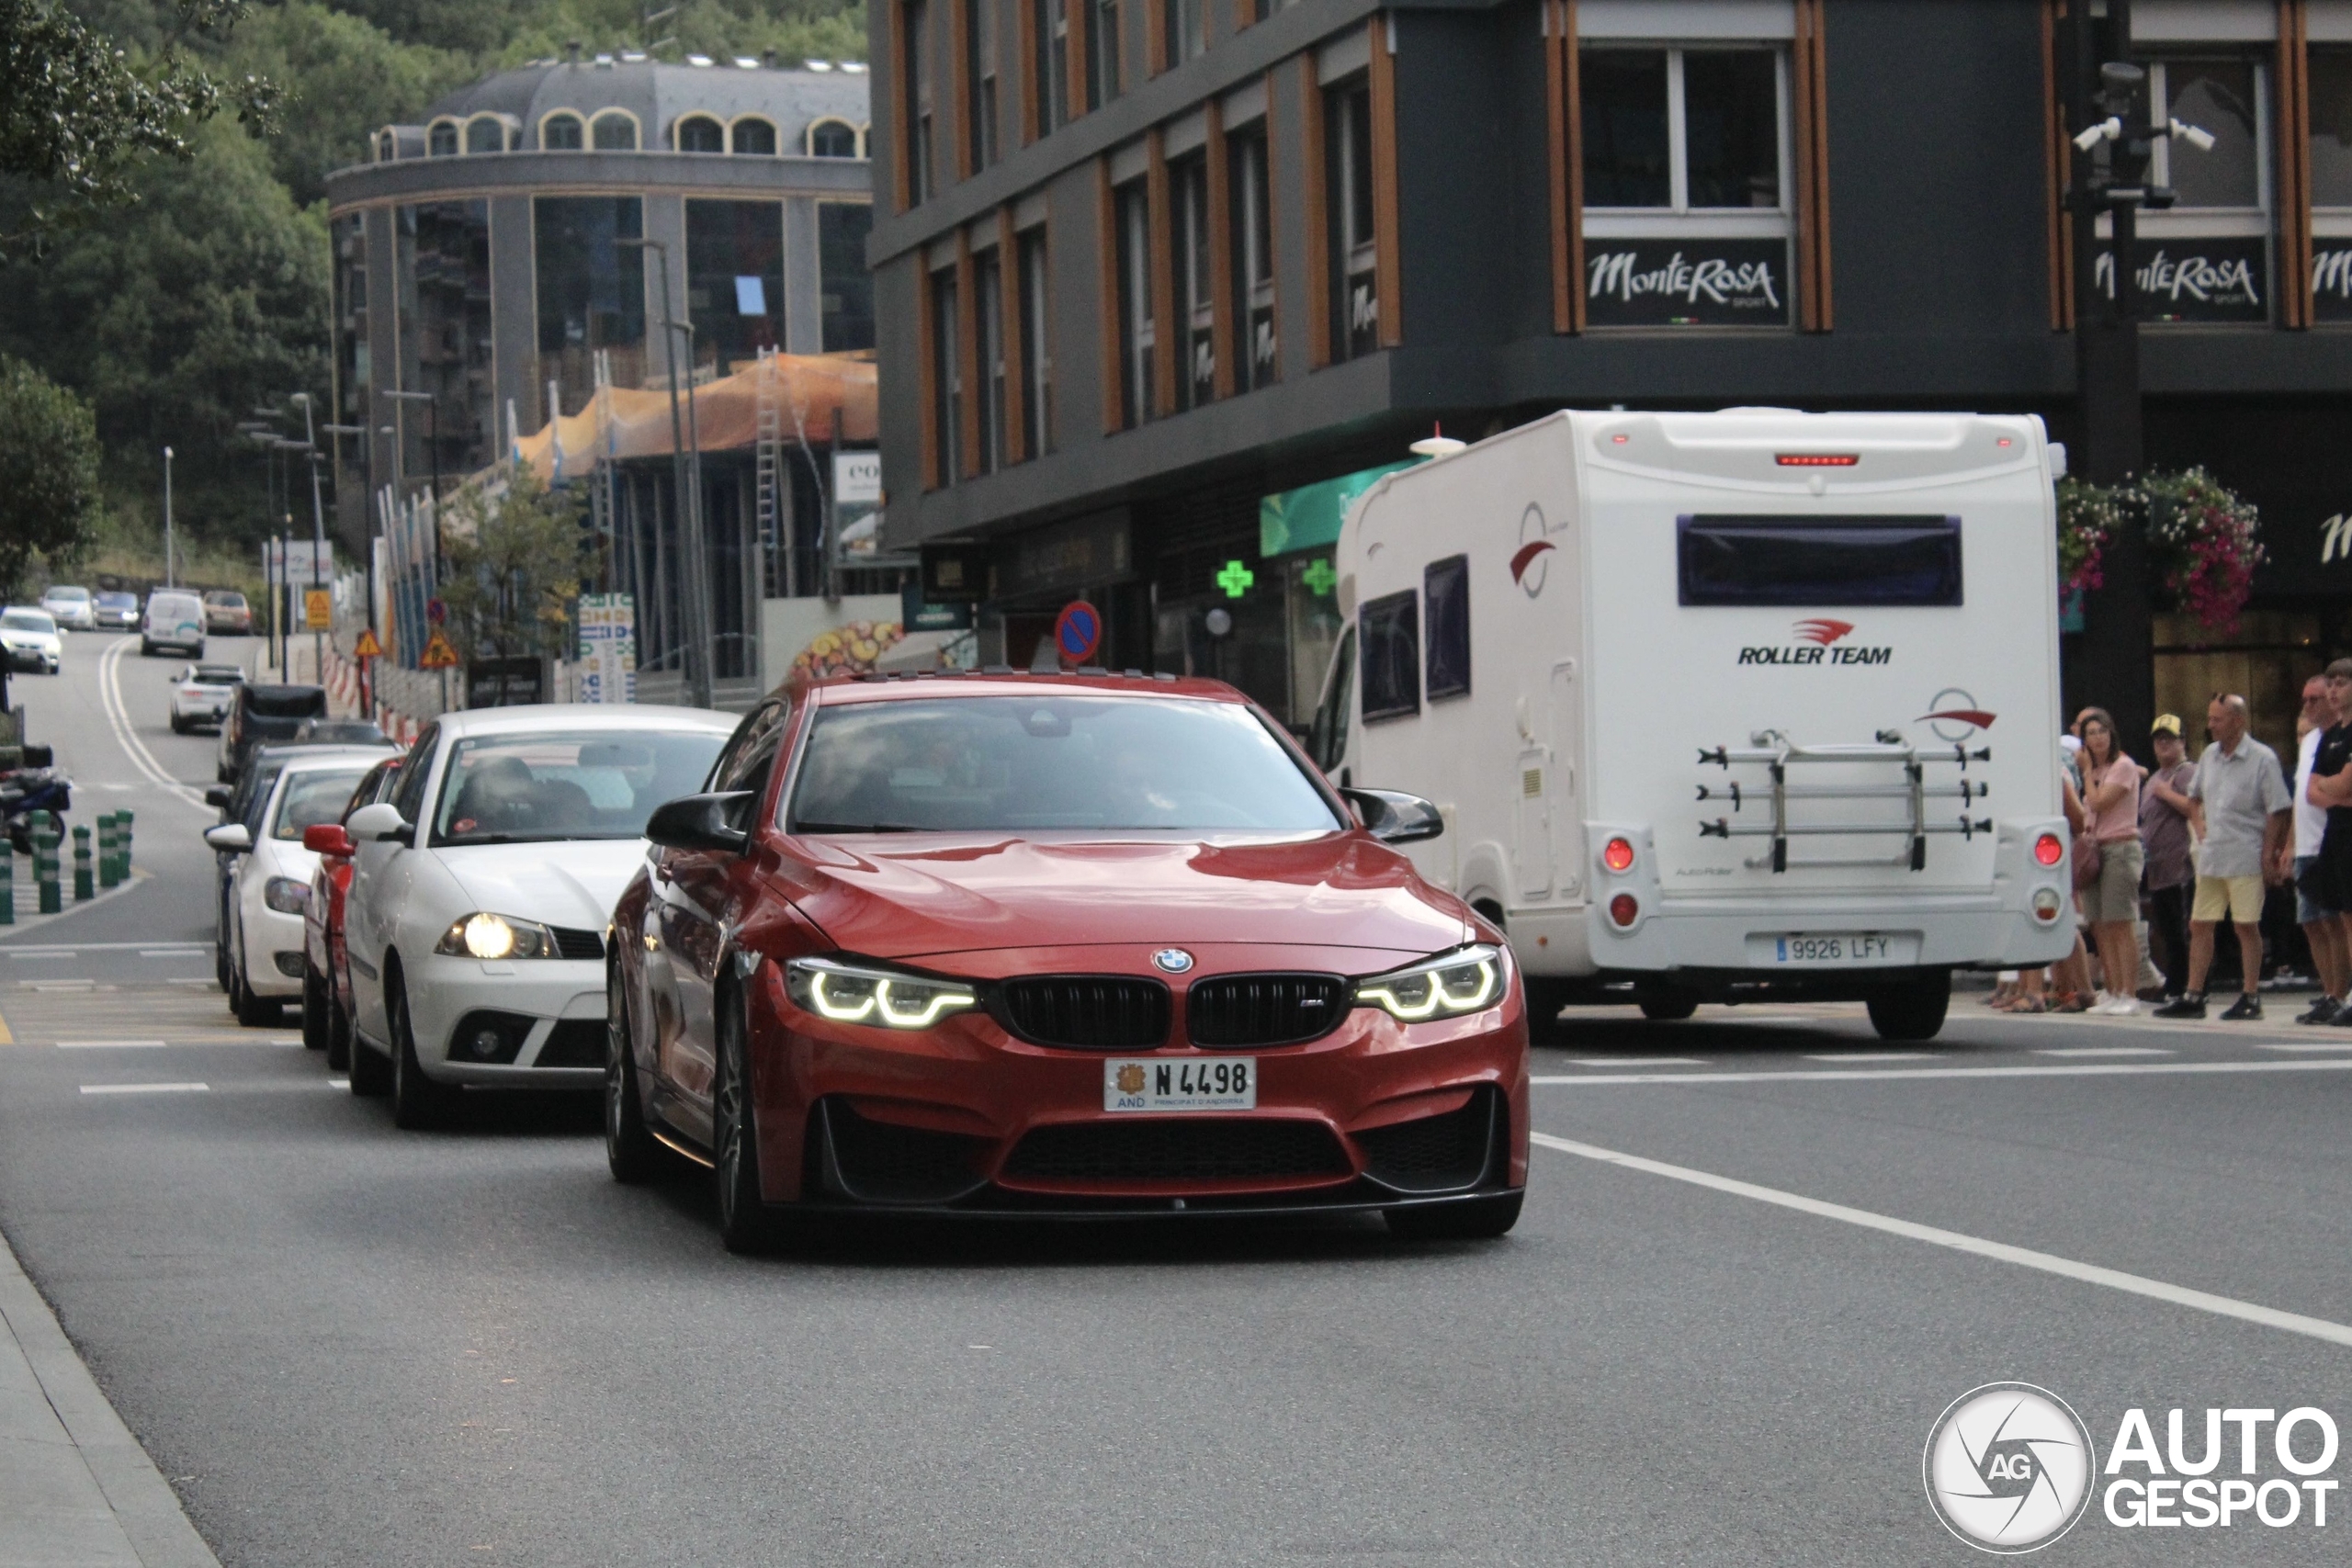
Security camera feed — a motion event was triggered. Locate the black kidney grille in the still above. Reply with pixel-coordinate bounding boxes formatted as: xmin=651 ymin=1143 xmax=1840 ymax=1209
xmin=1002 ymin=1119 xmax=1351 ymax=1183
xmin=1355 ymin=1089 xmax=1498 ymax=1195
xmin=1186 ymin=974 xmax=1348 ymax=1046
xmin=549 ymin=925 xmax=605 ymax=961
xmin=998 ymin=976 xmax=1169 ymax=1048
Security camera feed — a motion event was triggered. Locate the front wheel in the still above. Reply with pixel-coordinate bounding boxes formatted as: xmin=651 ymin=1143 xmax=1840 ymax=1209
xmin=1386 ymin=1191 xmax=1523 ymax=1241
xmin=605 ymin=964 xmax=664 ymax=1184
xmin=232 ymin=924 xmax=278 ymax=1026
xmin=712 ymin=989 xmax=779 ymax=1253
xmin=1638 ymin=992 xmax=1698 ymax=1021
xmin=389 ymin=970 xmax=458 ymax=1129
xmin=1867 ymin=971 xmax=1952 ymax=1042
xmin=300 ymin=963 xmax=329 ymax=1049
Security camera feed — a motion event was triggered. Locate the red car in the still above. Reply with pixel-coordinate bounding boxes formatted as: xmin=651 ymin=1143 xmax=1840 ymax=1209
xmin=301 ymin=754 xmax=403 ymax=1071
xmin=606 ymin=671 xmax=1530 ymax=1251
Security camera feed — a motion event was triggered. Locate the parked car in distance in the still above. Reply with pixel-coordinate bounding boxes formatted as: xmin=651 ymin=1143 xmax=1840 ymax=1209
xmin=302 ymin=755 xmax=404 ymax=1069
xmin=170 ymin=663 xmax=246 ymax=734
xmin=93 ymin=591 xmax=140 ymax=630
xmin=208 ymin=750 xmax=396 ymax=1025
xmin=141 ymin=590 xmax=206 ymax=658
xmin=40 ymin=586 xmax=94 ymax=630
xmin=202 ymin=590 xmax=254 ymax=636
xmin=293 ymin=717 xmax=390 ymax=747
xmin=0 ymin=609 xmax=62 ymax=674
xmin=218 ymin=682 xmax=328 ymax=781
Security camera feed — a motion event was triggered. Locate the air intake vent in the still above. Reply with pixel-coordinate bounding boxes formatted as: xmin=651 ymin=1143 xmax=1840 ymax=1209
xmin=1002 ymin=1119 xmax=1350 ymax=1183
xmin=1186 ymin=974 xmax=1347 ymax=1047
xmin=998 ymin=976 xmax=1170 ymax=1049
xmin=820 ymin=1100 xmax=989 ymax=1203
xmin=1356 ymin=1088 xmax=1498 ymax=1194
xmin=549 ymin=926 xmax=605 ymax=961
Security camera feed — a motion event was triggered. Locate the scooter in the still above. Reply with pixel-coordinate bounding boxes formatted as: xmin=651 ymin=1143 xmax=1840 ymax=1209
xmin=0 ymin=747 xmax=73 ymax=856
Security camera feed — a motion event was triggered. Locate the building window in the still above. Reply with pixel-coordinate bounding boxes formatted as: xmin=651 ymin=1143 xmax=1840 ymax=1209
xmin=931 ymin=267 xmax=962 ymax=484
xmin=1114 ymin=179 xmax=1155 ymax=425
xmin=908 ymin=0 xmax=937 ymax=199
xmin=1170 ymin=153 xmax=1213 ymax=410
xmin=397 ymin=201 xmax=495 ymax=474
xmin=1091 ymin=0 xmax=1121 ymax=108
xmin=808 ymin=117 xmax=860 ymax=157
xmin=465 ymin=116 xmax=507 ymax=153
xmin=686 ymin=200 xmax=785 ymax=377
xmin=1229 ymin=126 xmax=1275 ymax=390
xmin=975 ymin=248 xmax=1005 ymax=472
xmin=541 ymin=112 xmax=583 ymax=150
xmin=1037 ymin=0 xmax=1070 ymax=130
xmin=1017 ymin=227 xmax=1052 ymax=455
xmin=730 ymin=118 xmax=777 ymax=154
xmin=676 ymin=115 xmax=726 ymax=152
xmin=533 ymin=197 xmax=646 ymax=417
xmin=970 ymin=0 xmax=1001 ymax=168
xmin=1325 ymin=78 xmax=1378 ymax=361
xmin=819 ymin=201 xmax=876 ymax=351
xmin=1164 ymin=0 xmax=1204 ymax=69
xmin=2316 ymin=51 xmax=2352 ymax=206
xmin=2150 ymin=58 xmax=2262 ymax=209
xmin=428 ymin=118 xmax=459 ymax=156
xmin=592 ymin=111 xmax=639 ymax=151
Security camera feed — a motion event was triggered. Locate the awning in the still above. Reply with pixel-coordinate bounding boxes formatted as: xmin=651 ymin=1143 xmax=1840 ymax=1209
xmin=508 ymin=352 xmax=878 ymax=484
xmin=1259 ymin=458 xmax=1421 ymax=558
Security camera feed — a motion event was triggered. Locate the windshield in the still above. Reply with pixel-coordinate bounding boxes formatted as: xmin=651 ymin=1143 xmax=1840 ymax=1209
xmin=206 ymin=592 xmax=246 ymax=607
xmin=46 ymin=588 xmax=88 ymax=603
xmin=98 ymin=593 xmax=135 ymax=608
xmin=2 ymin=612 xmax=54 ymax=634
xmin=787 ymin=695 xmax=1344 ymax=834
xmin=273 ymin=769 xmax=373 ymax=840
xmin=433 ymin=728 xmax=727 ymax=845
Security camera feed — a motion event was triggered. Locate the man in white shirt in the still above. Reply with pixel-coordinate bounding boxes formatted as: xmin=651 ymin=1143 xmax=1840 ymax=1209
xmin=2290 ymin=675 xmax=2346 ymax=1022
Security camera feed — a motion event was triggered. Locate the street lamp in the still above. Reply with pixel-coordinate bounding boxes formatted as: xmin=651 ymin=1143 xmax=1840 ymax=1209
xmin=162 ymin=446 xmax=175 ymax=589
xmin=616 ymin=234 xmax=713 ymax=709
xmin=289 ymin=392 xmax=329 ymax=686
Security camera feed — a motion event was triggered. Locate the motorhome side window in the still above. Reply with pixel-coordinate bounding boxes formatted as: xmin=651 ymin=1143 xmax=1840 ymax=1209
xmin=1677 ymin=514 xmax=1963 ymax=607
xmin=1308 ymin=625 xmax=1354 ymax=771
xmin=1423 ymin=555 xmax=1470 ymax=700
xmin=1359 ymin=590 xmax=1419 ymax=722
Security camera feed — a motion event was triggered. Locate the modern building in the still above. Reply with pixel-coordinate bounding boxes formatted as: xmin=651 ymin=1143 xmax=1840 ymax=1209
xmin=868 ymin=0 xmax=2352 ymax=752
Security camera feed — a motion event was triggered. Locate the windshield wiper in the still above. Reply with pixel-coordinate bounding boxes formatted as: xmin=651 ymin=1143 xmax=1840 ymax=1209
xmin=791 ymin=821 xmax=920 ymax=834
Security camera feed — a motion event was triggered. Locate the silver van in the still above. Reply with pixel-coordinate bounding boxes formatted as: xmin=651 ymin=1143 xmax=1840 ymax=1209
xmin=142 ymin=591 xmax=208 ymax=658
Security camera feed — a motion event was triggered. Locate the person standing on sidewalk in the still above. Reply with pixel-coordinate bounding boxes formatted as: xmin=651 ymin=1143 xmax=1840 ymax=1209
xmin=2140 ymin=714 xmax=2197 ymax=1003
xmin=2156 ymin=694 xmax=2293 ymax=1021
xmin=2305 ymin=661 xmax=2352 ymax=1030
xmin=2290 ymin=674 xmax=2348 ymax=1022
xmin=2075 ymin=709 xmax=2146 ymax=1014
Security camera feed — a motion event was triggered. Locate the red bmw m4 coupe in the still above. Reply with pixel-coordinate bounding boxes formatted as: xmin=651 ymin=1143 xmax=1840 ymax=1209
xmin=606 ymin=671 xmax=1529 ymax=1250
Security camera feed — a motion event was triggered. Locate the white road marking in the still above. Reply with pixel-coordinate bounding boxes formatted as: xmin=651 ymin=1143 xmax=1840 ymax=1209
xmin=6 ymin=952 xmax=74 ymax=961
xmin=54 ymin=1040 xmax=168 ymax=1049
xmin=78 ymin=1083 xmax=208 ymax=1095
xmin=2033 ymin=1046 xmax=2173 ymax=1057
xmin=1532 ymin=1131 xmax=2352 ymax=1350
xmin=1563 ymin=1056 xmax=1707 ymax=1067
xmin=138 ymin=949 xmax=207 ymax=959
xmin=326 ymin=1078 xmax=348 ymax=1089
xmin=96 ymin=637 xmax=209 ymax=812
xmin=1801 ymin=1052 xmax=1939 ymax=1062
xmin=2257 ymin=1041 xmax=2352 ymax=1052
xmin=1530 ymin=1057 xmax=2352 ymax=1086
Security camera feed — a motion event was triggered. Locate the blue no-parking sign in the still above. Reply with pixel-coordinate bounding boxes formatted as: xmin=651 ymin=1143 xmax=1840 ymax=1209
xmin=1055 ymin=601 xmax=1102 ymax=664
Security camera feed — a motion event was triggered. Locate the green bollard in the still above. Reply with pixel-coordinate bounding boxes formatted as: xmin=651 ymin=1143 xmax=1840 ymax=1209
xmin=34 ymin=829 xmax=60 ymax=915
xmin=119 ymin=809 xmax=133 ymax=877
xmin=96 ymin=815 xmax=118 ymax=888
xmin=0 ymin=840 xmax=13 ymax=924
xmin=72 ymin=824 xmax=92 ymax=901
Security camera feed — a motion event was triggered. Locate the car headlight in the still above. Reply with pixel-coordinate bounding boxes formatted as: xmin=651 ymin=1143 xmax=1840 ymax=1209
xmin=784 ymin=955 xmax=978 ymax=1030
xmin=263 ymin=877 xmax=311 ymax=914
xmin=1353 ymin=944 xmax=1504 ymax=1021
xmin=435 ymin=911 xmax=561 ymax=960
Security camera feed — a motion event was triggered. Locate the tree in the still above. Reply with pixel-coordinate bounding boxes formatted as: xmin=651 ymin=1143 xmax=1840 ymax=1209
xmin=0 ymin=355 xmax=101 ymax=594
xmin=436 ymin=467 xmax=586 ymax=669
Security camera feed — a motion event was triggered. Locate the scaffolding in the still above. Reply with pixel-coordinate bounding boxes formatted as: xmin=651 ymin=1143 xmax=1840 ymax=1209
xmin=754 ymin=345 xmax=786 ymax=597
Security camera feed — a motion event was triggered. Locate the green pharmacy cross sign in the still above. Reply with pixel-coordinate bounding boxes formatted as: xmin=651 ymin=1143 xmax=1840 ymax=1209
xmin=1216 ymin=559 xmax=1256 ymax=598
xmin=1302 ymin=558 xmax=1338 ymax=596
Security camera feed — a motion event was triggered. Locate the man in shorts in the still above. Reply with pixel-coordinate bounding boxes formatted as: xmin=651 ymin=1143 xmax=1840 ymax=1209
xmin=2140 ymin=714 xmax=2197 ymax=1002
xmin=2155 ymin=694 xmax=2292 ymax=1020
xmin=2289 ymin=675 xmax=2347 ymax=1021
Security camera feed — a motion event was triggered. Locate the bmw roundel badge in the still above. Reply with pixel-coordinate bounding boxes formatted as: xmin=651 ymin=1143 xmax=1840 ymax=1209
xmin=1151 ymin=948 xmax=1195 ymax=975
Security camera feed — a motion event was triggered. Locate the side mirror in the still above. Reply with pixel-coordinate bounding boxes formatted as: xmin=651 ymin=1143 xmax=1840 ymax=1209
xmin=646 ymin=791 xmax=753 ymax=853
xmin=1340 ymin=787 xmax=1445 ymax=845
xmin=203 ymin=784 xmax=232 ymax=810
xmin=346 ymin=801 xmax=413 ymax=845
xmin=303 ymin=823 xmax=356 ymax=858
xmin=203 ymin=823 xmax=252 ymax=853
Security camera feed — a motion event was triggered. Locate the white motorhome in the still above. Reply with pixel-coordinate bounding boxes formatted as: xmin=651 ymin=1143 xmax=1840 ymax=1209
xmin=1307 ymin=410 xmax=2077 ymax=1041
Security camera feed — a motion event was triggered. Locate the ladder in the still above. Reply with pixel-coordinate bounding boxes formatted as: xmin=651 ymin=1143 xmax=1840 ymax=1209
xmin=1695 ymin=728 xmax=1994 ymax=873
xmin=753 ymin=346 xmax=786 ymax=597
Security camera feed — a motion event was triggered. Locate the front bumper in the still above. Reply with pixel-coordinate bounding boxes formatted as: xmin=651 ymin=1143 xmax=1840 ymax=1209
xmin=3 ymin=646 xmax=57 ymax=672
xmin=740 ymin=951 xmax=1532 ymax=1212
xmin=173 ymin=694 xmax=231 ymax=723
xmin=243 ymin=903 xmax=310 ymax=998
xmin=407 ymin=953 xmax=606 ymax=1088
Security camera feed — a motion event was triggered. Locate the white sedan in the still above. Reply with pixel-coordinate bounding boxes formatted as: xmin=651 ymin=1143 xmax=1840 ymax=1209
xmin=40 ymin=587 xmax=95 ymax=630
xmin=0 ymin=609 xmax=62 ymax=674
xmin=170 ymin=661 xmax=246 ymax=733
xmin=205 ymin=750 xmax=395 ymax=1025
xmin=342 ymin=705 xmax=734 ymax=1127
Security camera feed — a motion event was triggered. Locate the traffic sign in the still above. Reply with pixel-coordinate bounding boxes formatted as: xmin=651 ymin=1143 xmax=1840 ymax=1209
xmin=420 ymin=629 xmax=460 ymax=670
xmin=352 ymin=627 xmax=383 ymax=660
xmin=304 ymin=589 xmax=333 ymax=630
xmin=425 ymin=597 xmax=447 ymax=625
xmin=1054 ymin=601 xmax=1102 ymax=665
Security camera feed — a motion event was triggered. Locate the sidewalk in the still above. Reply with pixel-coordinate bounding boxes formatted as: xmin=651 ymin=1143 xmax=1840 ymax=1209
xmin=0 ymin=1226 xmax=218 ymax=1567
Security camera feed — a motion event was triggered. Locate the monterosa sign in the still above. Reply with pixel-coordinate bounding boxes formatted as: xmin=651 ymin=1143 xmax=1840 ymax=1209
xmin=1584 ymin=239 xmax=1790 ymax=327
xmin=2094 ymin=236 xmax=2267 ymax=322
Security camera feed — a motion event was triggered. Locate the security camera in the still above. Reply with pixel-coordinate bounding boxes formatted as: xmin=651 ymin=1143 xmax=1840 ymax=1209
xmin=2169 ymin=118 xmax=2216 ymax=152
xmin=2073 ymin=116 xmax=2121 ymax=152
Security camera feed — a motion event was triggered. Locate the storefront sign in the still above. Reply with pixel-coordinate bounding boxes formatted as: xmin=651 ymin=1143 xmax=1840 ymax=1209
xmin=920 ymin=544 xmax=987 ymax=602
xmin=990 ymin=510 xmax=1131 ymax=602
xmin=1260 ymin=460 xmax=1419 ymax=558
xmin=2094 ymin=236 xmax=2267 ymax=322
xmin=1582 ymin=238 xmax=1791 ymax=328
xmin=900 ymin=583 xmax=974 ymax=631
xmin=2313 ymin=243 xmax=2352 ymax=323
xmin=576 ymin=592 xmax=636 ymax=705
xmin=467 ymin=655 xmax=543 ymax=707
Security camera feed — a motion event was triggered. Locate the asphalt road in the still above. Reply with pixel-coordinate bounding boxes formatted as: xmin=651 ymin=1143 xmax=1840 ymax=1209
xmin=2 ymin=639 xmax=2349 ymax=1564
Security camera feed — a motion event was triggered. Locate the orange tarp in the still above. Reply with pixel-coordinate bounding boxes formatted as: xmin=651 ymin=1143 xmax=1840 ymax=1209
xmin=511 ymin=353 xmax=877 ymax=484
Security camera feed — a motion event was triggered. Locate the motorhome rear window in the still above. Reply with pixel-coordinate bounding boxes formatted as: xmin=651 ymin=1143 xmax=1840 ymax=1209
xmin=1359 ymin=591 xmax=1420 ymax=723
xmin=1676 ymin=514 xmax=1962 ymax=607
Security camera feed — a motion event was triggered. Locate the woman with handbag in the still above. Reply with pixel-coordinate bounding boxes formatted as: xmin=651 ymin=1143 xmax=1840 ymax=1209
xmin=2076 ymin=708 xmax=2148 ymax=1014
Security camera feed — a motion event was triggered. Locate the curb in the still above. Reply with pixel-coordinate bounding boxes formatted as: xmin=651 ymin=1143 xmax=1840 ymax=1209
xmin=0 ymin=1224 xmax=220 ymax=1567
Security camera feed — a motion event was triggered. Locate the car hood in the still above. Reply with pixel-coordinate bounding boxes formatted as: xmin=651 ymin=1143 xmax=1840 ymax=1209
xmin=774 ymin=832 xmax=1472 ymax=962
xmin=432 ymin=838 xmax=649 ymax=930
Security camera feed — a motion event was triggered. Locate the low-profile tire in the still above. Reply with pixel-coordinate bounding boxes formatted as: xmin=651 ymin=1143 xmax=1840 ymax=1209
xmin=605 ymin=964 xmax=664 ymax=1184
xmin=388 ymin=969 xmax=458 ymax=1129
xmin=1866 ymin=970 xmax=1952 ymax=1042
xmin=1638 ymin=992 xmax=1699 ymax=1021
xmin=712 ymin=987 xmax=782 ymax=1253
xmin=232 ymin=926 xmax=278 ymax=1026
xmin=1521 ymin=978 xmax=1575 ymax=1039
xmin=300 ymin=963 xmax=329 ymax=1049
xmin=169 ymin=714 xmax=187 ymax=735
xmin=1386 ymin=1190 xmax=1523 ymax=1241
xmin=348 ymin=1032 xmax=390 ymax=1097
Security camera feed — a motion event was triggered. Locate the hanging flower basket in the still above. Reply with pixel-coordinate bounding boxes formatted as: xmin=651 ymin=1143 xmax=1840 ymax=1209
xmin=2052 ymin=467 xmax=2263 ymax=634
xmin=2055 ymin=475 xmax=2124 ymax=596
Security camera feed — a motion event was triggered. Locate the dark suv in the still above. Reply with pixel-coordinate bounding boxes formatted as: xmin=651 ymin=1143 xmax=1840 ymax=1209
xmin=217 ymin=683 xmax=328 ymax=782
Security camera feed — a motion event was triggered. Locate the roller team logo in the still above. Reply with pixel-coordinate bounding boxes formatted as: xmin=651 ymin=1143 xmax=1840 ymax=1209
xmin=1738 ymin=619 xmax=1892 ymax=666
xmin=1793 ymin=618 xmax=1854 ymax=645
xmin=1925 ymin=1383 xmax=2098 ymax=1553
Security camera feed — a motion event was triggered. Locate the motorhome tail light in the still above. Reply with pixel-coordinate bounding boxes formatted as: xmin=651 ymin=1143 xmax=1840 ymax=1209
xmin=2031 ymin=888 xmax=2064 ymax=922
xmin=1608 ymin=893 xmax=1640 ymax=929
xmin=1775 ymin=454 xmax=1859 ymax=467
xmin=1602 ymin=837 xmax=1636 ymax=874
xmin=2033 ymin=832 xmax=2065 ymax=867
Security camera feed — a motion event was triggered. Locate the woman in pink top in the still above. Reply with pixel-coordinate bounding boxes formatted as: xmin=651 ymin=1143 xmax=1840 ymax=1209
xmin=2077 ymin=708 xmax=2147 ymax=1014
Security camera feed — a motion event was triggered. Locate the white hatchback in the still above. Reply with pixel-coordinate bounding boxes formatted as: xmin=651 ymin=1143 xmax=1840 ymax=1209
xmin=341 ymin=705 xmax=734 ymax=1126
xmin=40 ymin=587 xmax=94 ymax=630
